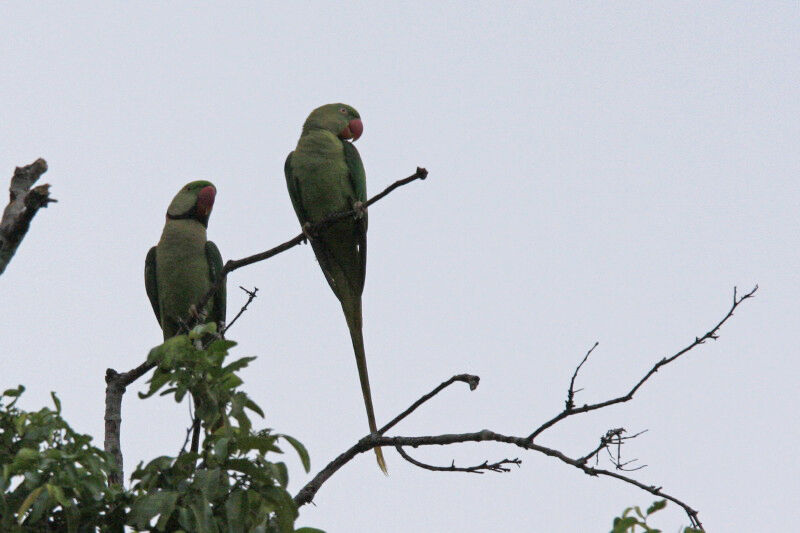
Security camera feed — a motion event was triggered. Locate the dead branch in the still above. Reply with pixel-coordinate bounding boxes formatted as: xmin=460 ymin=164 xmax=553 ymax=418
xmin=295 ymin=287 xmax=758 ymax=530
xmin=378 ymin=373 xmax=479 ymax=435
xmin=221 ymin=286 xmax=259 ymax=336
xmin=566 ymin=341 xmax=598 ymax=410
xmin=104 ymin=360 xmax=158 ymax=485
xmin=395 ymin=445 xmax=520 ymax=473
xmin=295 ymin=429 xmax=703 ymax=528
xmin=0 ymin=159 xmax=56 ymax=276
xmin=527 ymin=285 xmax=758 ymax=440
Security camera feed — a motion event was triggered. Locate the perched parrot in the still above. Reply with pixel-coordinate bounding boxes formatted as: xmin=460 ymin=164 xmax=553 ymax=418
xmin=284 ymin=103 xmax=387 ymax=473
xmin=145 ymin=180 xmax=225 ymax=340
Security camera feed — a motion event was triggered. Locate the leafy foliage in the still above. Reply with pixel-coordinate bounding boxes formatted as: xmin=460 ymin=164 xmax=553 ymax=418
xmin=0 ymin=325 xmax=321 ymax=532
xmin=0 ymin=386 xmax=123 ymax=531
xmin=130 ymin=324 xmax=315 ymax=532
xmin=610 ymin=500 xmax=702 ymax=533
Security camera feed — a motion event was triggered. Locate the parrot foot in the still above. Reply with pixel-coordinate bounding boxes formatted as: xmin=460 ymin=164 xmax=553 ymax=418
xmin=188 ymin=304 xmax=207 ymax=322
xmin=352 ymin=200 xmax=367 ymax=220
xmin=301 ymin=222 xmax=316 ymax=243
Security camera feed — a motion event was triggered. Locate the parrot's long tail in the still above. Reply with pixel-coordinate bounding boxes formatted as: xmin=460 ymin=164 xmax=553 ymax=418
xmin=343 ymin=297 xmax=388 ymax=475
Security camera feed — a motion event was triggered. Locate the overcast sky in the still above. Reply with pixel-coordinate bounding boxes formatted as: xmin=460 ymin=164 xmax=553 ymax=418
xmin=2 ymin=3 xmax=798 ymax=531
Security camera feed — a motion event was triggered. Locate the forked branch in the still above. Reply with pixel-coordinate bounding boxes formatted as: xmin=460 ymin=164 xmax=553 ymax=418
xmin=0 ymin=159 xmax=56 ymax=276
xmin=527 ymin=285 xmax=758 ymax=440
xmin=295 ymin=286 xmax=758 ymax=531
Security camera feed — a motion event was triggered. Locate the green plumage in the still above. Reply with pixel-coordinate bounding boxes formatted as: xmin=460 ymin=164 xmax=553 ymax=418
xmin=145 ymin=181 xmax=226 ymax=340
xmin=285 ymin=103 xmax=386 ymax=473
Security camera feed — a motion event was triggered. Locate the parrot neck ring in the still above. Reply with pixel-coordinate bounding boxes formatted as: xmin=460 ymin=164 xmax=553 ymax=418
xmin=167 ymin=207 xmax=209 ymax=228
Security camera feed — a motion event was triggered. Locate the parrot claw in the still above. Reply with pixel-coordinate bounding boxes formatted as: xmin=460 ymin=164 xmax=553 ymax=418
xmin=301 ymin=222 xmax=316 ymax=243
xmin=353 ymin=201 xmax=366 ymax=220
xmin=189 ymin=304 xmax=207 ymax=322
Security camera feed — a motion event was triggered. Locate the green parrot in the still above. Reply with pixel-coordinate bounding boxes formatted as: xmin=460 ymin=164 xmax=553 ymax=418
xmin=284 ymin=103 xmax=387 ymax=473
xmin=145 ymin=180 xmax=225 ymax=340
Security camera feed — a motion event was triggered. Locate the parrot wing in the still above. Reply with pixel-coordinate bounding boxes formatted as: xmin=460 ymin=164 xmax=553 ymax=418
xmin=284 ymin=151 xmax=309 ymax=225
xmin=343 ymin=140 xmax=368 ymax=293
xmin=205 ymin=240 xmax=226 ymax=328
xmin=144 ymin=246 xmax=161 ymax=325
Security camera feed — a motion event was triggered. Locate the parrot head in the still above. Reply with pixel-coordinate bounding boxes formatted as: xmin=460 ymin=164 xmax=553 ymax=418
xmin=302 ymin=103 xmax=363 ymax=142
xmin=166 ymin=180 xmax=217 ymax=227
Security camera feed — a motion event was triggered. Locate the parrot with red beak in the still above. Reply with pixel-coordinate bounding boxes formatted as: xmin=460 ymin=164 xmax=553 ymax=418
xmin=284 ymin=103 xmax=387 ymax=473
xmin=145 ymin=180 xmax=226 ymax=340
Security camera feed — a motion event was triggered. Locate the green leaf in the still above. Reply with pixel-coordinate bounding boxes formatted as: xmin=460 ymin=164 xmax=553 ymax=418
xmin=245 ymin=398 xmax=265 ymax=418
xmin=11 ymin=447 xmax=40 ymax=471
xmin=3 ymin=385 xmax=25 ymax=397
xmin=129 ymin=490 xmax=180 ymax=529
xmin=189 ymin=322 xmax=217 ymax=339
xmin=646 ymin=500 xmax=667 ymax=515
xmin=220 ymin=374 xmax=244 ymax=390
xmin=222 ymin=356 xmax=257 ymax=374
xmin=226 ymin=459 xmax=270 ymax=484
xmin=611 ymin=516 xmax=639 ymax=533
xmin=16 ymin=485 xmax=45 ymax=524
xmin=281 ymin=435 xmax=310 ymax=473
xmin=272 ymin=462 xmax=289 ymax=488
xmin=213 ymin=437 xmax=230 ymax=459
xmin=50 ymin=392 xmax=61 ymax=414
xmin=188 ymin=494 xmax=213 ymax=533
xmin=207 ymin=339 xmax=237 ymax=353
xmin=139 ymin=370 xmax=173 ymax=399
xmin=46 ymin=483 xmax=69 ymax=507
xmin=262 ymin=487 xmax=298 ymax=533
xmin=234 ymin=434 xmax=281 ymax=455
xmin=225 ymin=490 xmax=247 ymax=533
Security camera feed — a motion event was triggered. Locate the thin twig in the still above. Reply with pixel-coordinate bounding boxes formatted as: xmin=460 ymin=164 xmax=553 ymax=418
xmin=528 ymin=285 xmax=758 ymax=441
xmin=566 ymin=341 xmax=598 ymax=410
xmin=579 ymin=428 xmax=624 ymax=465
xmin=395 ymin=445 xmax=520 ymax=474
xmin=179 ymin=402 xmax=196 ymax=456
xmin=221 ymin=286 xmax=259 ymax=336
xmin=378 ymin=374 xmax=479 ymax=435
xmin=189 ymin=417 xmax=201 ymax=455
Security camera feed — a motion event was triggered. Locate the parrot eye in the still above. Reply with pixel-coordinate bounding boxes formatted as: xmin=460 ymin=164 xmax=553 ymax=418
xmin=339 ymin=107 xmax=347 ymax=115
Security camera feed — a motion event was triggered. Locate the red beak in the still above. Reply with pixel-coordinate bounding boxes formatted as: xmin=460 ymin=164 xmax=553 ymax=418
xmin=196 ymin=185 xmax=216 ymax=216
xmin=339 ymin=118 xmax=364 ymax=141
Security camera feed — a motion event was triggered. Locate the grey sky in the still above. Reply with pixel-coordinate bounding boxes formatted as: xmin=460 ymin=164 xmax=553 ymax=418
xmin=2 ymin=3 xmax=798 ymax=530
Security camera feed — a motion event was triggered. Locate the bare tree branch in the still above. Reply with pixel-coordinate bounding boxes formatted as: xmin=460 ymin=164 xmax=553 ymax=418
xmin=296 ymin=287 xmax=758 ymax=530
xmin=566 ymin=341 xmax=598 ymax=410
xmin=527 ymin=285 xmax=758 ymax=441
xmin=378 ymin=373 xmax=479 ymax=435
xmin=104 ymin=360 xmax=157 ymax=486
xmin=221 ymin=286 xmax=259 ymax=336
xmin=395 ymin=445 xmax=520 ymax=473
xmin=0 ymin=159 xmax=56 ymax=276
xmin=295 ymin=429 xmax=704 ymax=528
